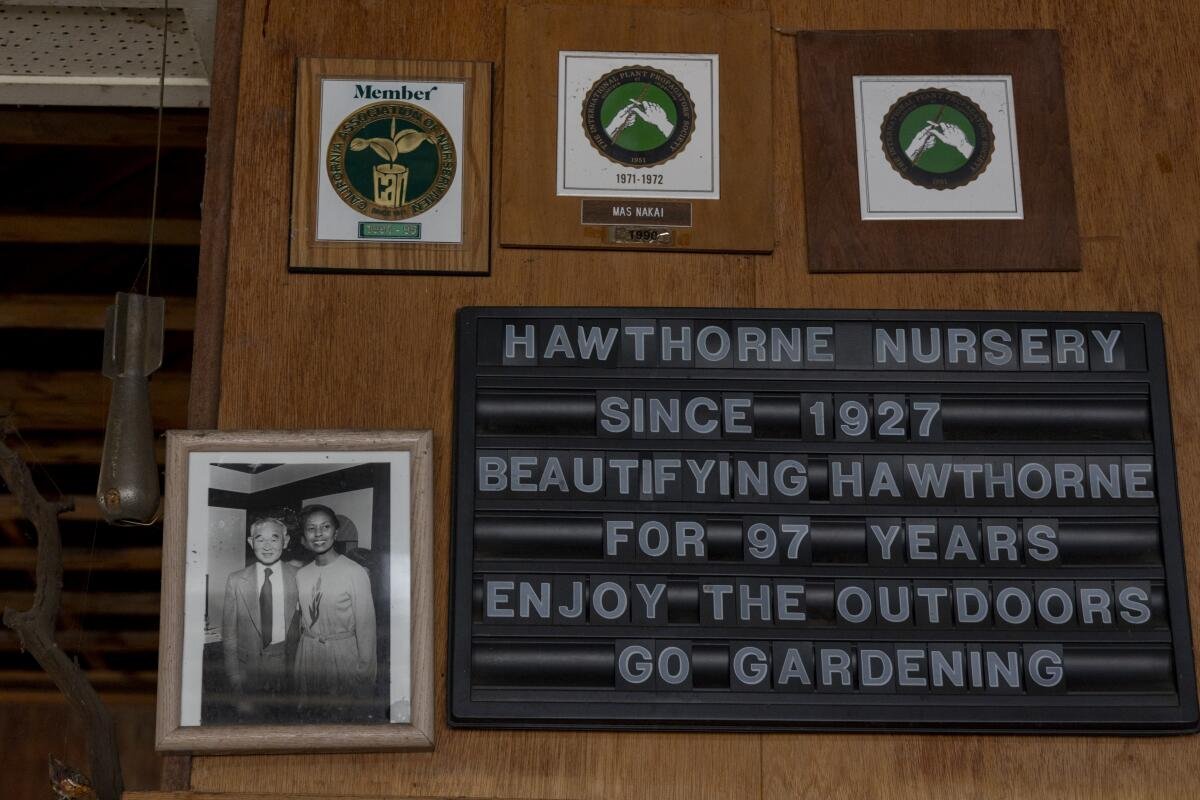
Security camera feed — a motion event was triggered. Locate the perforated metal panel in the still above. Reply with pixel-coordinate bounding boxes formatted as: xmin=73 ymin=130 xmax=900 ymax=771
xmin=0 ymin=2 xmax=214 ymax=107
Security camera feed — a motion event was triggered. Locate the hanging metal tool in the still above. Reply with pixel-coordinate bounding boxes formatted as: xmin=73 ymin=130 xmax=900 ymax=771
xmin=96 ymin=292 xmax=164 ymax=524
xmin=96 ymin=0 xmax=172 ymax=527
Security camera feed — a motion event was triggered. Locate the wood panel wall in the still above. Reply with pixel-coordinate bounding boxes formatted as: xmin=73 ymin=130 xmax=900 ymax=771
xmin=186 ymin=0 xmax=1200 ymax=797
xmin=4 ymin=699 xmax=161 ymax=797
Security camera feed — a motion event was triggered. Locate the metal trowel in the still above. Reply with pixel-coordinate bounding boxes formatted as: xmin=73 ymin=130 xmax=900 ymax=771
xmin=97 ymin=292 xmax=165 ymax=524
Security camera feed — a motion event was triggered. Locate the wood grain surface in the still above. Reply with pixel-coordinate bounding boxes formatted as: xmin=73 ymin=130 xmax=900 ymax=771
xmin=499 ymin=2 xmax=774 ymax=253
xmin=129 ymin=795 xmax=417 ymax=800
xmin=797 ymin=29 xmax=1082 ymax=273
xmin=289 ymin=58 xmax=491 ymax=274
xmin=181 ymin=0 xmax=1200 ymax=797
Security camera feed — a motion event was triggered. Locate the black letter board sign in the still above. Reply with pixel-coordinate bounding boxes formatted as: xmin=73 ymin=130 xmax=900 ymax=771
xmin=450 ymin=308 xmax=1198 ymax=733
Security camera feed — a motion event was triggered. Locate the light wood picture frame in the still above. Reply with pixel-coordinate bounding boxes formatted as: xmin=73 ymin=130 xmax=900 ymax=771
xmin=156 ymin=430 xmax=434 ymax=753
xmin=289 ymin=57 xmax=491 ymax=273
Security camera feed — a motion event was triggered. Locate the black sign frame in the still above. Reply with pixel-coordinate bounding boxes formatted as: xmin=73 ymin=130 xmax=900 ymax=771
xmin=450 ymin=307 xmax=1197 ymax=734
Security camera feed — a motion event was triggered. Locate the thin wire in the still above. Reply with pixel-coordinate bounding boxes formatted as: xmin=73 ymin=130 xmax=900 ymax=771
xmin=144 ymin=0 xmax=170 ymax=296
xmin=11 ymin=428 xmax=64 ymax=501
xmin=80 ymin=521 xmax=100 ymax=619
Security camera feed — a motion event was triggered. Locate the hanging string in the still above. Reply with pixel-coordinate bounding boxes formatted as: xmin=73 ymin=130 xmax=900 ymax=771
xmin=144 ymin=0 xmax=170 ymax=296
xmin=110 ymin=2 xmax=169 ymax=528
xmin=11 ymin=428 xmax=65 ymax=502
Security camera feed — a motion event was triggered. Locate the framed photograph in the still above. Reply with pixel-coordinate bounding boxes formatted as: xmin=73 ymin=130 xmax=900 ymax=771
xmin=289 ymin=57 xmax=491 ymax=274
xmin=795 ymin=30 xmax=1080 ymax=273
xmin=156 ymin=430 xmax=433 ymax=753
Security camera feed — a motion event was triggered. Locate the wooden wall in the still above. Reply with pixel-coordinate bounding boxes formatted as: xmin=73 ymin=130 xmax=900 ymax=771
xmin=180 ymin=0 xmax=1200 ymax=797
xmin=3 ymin=699 xmax=161 ymax=797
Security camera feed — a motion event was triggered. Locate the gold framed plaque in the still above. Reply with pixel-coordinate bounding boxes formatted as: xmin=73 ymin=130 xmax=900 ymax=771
xmin=289 ymin=57 xmax=491 ymax=274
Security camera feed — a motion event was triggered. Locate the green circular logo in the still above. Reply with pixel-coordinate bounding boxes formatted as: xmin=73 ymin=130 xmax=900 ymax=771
xmin=880 ymin=88 xmax=994 ymax=190
xmin=325 ymin=101 xmax=456 ymax=220
xmin=582 ymin=66 xmax=695 ymax=167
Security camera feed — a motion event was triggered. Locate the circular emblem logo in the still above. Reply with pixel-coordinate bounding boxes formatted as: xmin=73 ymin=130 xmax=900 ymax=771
xmin=581 ymin=65 xmax=696 ymax=167
xmin=325 ymin=101 xmax=457 ymax=220
xmin=880 ymin=88 xmax=994 ymax=190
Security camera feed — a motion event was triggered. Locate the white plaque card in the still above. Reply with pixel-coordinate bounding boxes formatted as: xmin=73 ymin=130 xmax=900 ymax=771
xmin=316 ymin=78 xmax=466 ymax=243
xmin=852 ymin=75 xmax=1023 ymax=221
xmin=556 ymin=51 xmax=720 ymax=200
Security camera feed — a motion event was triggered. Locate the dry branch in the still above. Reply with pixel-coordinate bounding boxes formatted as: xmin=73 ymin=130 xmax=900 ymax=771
xmin=0 ymin=426 xmax=123 ymax=800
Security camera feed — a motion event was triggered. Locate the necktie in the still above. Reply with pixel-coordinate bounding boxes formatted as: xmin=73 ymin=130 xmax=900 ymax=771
xmin=260 ymin=567 xmax=273 ymax=647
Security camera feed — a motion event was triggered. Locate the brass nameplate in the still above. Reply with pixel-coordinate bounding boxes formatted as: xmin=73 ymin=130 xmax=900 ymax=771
xmin=607 ymin=226 xmax=675 ymax=245
xmin=581 ymin=199 xmax=692 ymax=227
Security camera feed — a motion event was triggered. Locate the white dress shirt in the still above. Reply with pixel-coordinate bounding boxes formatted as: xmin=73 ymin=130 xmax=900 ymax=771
xmin=255 ymin=561 xmax=286 ymax=646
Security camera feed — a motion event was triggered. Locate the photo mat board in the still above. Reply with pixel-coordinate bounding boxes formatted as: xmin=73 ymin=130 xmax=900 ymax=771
xmin=289 ymin=57 xmax=491 ymax=274
xmin=500 ymin=3 xmax=772 ymax=253
xmin=450 ymin=307 xmax=1197 ymax=733
xmin=797 ymin=30 xmax=1080 ymax=272
xmin=157 ymin=430 xmax=434 ymax=753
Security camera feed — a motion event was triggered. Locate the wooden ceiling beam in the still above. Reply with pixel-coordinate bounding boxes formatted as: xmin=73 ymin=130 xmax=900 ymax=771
xmin=0 ymin=592 xmax=162 ymax=616
xmin=0 ymin=109 xmax=207 ymax=148
xmin=0 ymin=494 xmax=105 ymax=521
xmin=0 ymin=294 xmax=195 ymax=331
xmin=2 ymin=433 xmax=165 ymax=468
xmin=0 ymin=519 xmax=25 ymax=545
xmin=0 ymin=215 xmax=200 ymax=246
xmin=0 ymin=370 xmax=190 ymax=430
xmin=0 ymin=546 xmax=162 ymax=571
xmin=0 ymin=629 xmax=159 ymax=652
xmin=0 ymin=669 xmax=158 ymax=688
xmin=0 ymin=688 xmax=155 ymax=704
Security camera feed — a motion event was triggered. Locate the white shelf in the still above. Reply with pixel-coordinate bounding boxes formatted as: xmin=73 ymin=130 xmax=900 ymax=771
xmin=0 ymin=1 xmax=215 ymax=107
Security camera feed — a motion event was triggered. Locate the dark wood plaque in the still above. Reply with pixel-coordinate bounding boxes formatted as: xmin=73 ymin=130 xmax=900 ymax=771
xmin=796 ymin=30 xmax=1081 ymax=273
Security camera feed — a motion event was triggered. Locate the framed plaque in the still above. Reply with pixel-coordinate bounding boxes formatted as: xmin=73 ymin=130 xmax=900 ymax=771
xmin=451 ymin=308 xmax=1196 ymax=733
xmin=797 ymin=30 xmax=1081 ymax=272
xmin=289 ymin=58 xmax=491 ymax=274
xmin=157 ymin=430 xmax=434 ymax=752
xmin=500 ymin=3 xmax=773 ymax=252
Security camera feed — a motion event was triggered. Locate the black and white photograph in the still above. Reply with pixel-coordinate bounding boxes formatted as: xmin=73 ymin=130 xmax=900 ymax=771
xmin=157 ymin=430 xmax=433 ymax=753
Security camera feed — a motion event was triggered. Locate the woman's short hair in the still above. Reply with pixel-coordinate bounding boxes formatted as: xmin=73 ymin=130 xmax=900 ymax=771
xmin=299 ymin=504 xmax=340 ymax=529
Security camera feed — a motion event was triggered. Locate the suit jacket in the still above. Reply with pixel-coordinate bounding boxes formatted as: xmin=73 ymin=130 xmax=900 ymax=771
xmin=221 ymin=561 xmax=300 ymax=691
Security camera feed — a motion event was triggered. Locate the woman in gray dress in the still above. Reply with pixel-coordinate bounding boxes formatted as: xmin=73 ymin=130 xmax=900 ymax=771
xmin=293 ymin=504 xmax=377 ymax=702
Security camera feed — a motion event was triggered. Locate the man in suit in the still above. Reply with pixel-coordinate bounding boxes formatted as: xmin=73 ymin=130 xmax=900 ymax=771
xmin=221 ymin=515 xmax=300 ymax=718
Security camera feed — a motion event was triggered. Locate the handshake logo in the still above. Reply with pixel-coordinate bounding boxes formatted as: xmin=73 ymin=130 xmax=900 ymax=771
xmin=582 ymin=65 xmax=696 ymax=167
xmin=880 ymin=87 xmax=995 ymax=190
